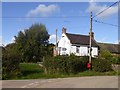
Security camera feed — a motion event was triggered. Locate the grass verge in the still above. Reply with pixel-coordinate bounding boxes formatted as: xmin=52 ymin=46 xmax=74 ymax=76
xmin=12 ymin=63 xmax=120 ymax=80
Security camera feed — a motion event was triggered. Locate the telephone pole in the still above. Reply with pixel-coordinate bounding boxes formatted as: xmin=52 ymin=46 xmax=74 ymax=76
xmin=56 ymin=29 xmax=58 ymax=47
xmin=55 ymin=29 xmax=58 ymax=56
xmin=89 ymin=12 xmax=92 ymax=66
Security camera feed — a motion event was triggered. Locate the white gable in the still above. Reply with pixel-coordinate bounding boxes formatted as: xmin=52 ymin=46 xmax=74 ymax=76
xmin=58 ymin=33 xmax=71 ymax=55
xmin=57 ymin=32 xmax=98 ymax=57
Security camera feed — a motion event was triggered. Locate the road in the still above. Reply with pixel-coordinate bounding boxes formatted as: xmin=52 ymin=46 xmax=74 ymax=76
xmin=2 ymin=76 xmax=119 ymax=88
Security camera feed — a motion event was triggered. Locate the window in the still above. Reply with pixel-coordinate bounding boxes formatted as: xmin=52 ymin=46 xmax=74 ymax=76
xmin=62 ymin=48 xmax=67 ymax=51
xmin=76 ymin=47 xmax=79 ymax=53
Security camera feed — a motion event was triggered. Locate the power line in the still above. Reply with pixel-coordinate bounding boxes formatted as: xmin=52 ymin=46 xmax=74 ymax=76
xmin=93 ymin=1 xmax=120 ymax=18
xmin=1 ymin=15 xmax=89 ymax=19
xmin=93 ymin=19 xmax=119 ymax=27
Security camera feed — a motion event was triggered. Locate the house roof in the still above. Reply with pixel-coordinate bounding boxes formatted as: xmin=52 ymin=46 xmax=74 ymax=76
xmin=97 ymin=42 xmax=120 ymax=54
xmin=66 ymin=33 xmax=98 ymax=47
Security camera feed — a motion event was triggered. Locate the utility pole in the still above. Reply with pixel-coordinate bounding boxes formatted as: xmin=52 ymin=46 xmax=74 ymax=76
xmin=56 ymin=29 xmax=58 ymax=47
xmin=89 ymin=12 xmax=92 ymax=67
xmin=56 ymin=29 xmax=58 ymax=55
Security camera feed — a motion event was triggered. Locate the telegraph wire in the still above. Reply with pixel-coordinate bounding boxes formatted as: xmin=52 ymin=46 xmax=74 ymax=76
xmin=93 ymin=19 xmax=119 ymax=27
xmin=1 ymin=15 xmax=89 ymax=19
xmin=93 ymin=1 xmax=120 ymax=18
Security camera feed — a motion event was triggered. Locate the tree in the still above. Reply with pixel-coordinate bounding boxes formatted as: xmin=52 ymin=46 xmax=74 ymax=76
xmin=15 ymin=24 xmax=50 ymax=62
xmin=2 ymin=43 xmax=21 ymax=79
xmin=46 ymin=43 xmax=55 ymax=57
xmin=99 ymin=50 xmax=112 ymax=60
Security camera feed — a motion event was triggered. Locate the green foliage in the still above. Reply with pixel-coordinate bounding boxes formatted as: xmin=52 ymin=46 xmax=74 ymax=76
xmin=92 ymin=58 xmax=112 ymax=72
xmin=15 ymin=24 xmax=50 ymax=62
xmin=116 ymin=56 xmax=120 ymax=64
xmin=99 ymin=50 xmax=112 ymax=60
xmin=5 ymin=63 xmax=118 ymax=80
xmin=46 ymin=43 xmax=55 ymax=57
xmin=43 ymin=55 xmax=89 ymax=74
xmin=2 ymin=44 xmax=21 ymax=80
xmin=20 ymin=63 xmax=44 ymax=79
xmin=99 ymin=50 xmax=120 ymax=65
xmin=110 ymin=55 xmax=120 ymax=64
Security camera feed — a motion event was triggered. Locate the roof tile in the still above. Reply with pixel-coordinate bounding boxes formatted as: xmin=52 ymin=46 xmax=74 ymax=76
xmin=66 ymin=33 xmax=98 ymax=47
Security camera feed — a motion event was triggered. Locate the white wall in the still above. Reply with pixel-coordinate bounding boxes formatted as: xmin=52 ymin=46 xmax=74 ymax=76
xmin=79 ymin=46 xmax=88 ymax=56
xmin=92 ymin=47 xmax=98 ymax=57
xmin=58 ymin=33 xmax=71 ymax=55
xmin=58 ymin=33 xmax=98 ymax=57
xmin=70 ymin=46 xmax=76 ymax=55
xmin=70 ymin=45 xmax=98 ymax=57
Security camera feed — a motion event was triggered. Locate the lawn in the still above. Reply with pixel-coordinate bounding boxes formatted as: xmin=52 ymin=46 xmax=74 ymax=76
xmin=19 ymin=63 xmax=69 ymax=79
xmin=16 ymin=63 xmax=120 ymax=80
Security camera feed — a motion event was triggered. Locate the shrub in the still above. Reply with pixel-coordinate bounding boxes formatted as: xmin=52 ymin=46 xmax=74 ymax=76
xmin=110 ymin=55 xmax=120 ymax=64
xmin=43 ymin=55 xmax=88 ymax=74
xmin=2 ymin=45 xmax=21 ymax=80
xmin=92 ymin=58 xmax=112 ymax=72
xmin=99 ymin=50 xmax=112 ymax=60
xmin=117 ymin=56 xmax=120 ymax=64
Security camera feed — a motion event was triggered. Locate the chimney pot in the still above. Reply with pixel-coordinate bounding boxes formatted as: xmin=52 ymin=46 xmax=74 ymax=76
xmin=62 ymin=27 xmax=66 ymax=34
xmin=89 ymin=32 xmax=94 ymax=39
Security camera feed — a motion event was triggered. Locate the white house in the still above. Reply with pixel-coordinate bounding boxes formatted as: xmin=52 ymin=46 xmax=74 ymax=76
xmin=56 ymin=27 xmax=99 ymax=57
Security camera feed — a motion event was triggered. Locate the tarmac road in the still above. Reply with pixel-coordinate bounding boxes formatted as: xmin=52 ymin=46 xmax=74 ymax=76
xmin=2 ymin=76 xmax=119 ymax=88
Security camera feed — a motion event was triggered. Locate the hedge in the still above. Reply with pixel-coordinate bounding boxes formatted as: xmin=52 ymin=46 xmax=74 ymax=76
xmin=2 ymin=47 xmax=21 ymax=80
xmin=110 ymin=55 xmax=120 ymax=64
xmin=92 ymin=58 xmax=112 ymax=72
xmin=43 ymin=55 xmax=89 ymax=74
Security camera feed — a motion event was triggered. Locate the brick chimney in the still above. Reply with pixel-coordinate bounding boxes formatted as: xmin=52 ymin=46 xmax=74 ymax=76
xmin=62 ymin=27 xmax=66 ymax=34
xmin=89 ymin=32 xmax=94 ymax=39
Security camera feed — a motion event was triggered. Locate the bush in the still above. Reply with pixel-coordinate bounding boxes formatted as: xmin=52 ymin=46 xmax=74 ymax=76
xmin=92 ymin=58 xmax=112 ymax=72
xmin=117 ymin=56 xmax=120 ymax=64
xmin=2 ymin=45 xmax=21 ymax=80
xmin=99 ymin=50 xmax=120 ymax=65
xmin=43 ymin=55 xmax=88 ymax=74
xmin=99 ymin=50 xmax=113 ymax=60
xmin=110 ymin=55 xmax=120 ymax=64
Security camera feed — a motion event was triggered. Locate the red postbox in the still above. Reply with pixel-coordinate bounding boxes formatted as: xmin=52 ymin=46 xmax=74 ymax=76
xmin=87 ymin=63 xmax=91 ymax=69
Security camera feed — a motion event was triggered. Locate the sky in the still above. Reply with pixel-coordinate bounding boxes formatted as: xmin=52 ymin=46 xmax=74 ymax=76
xmin=2 ymin=1 xmax=119 ymax=45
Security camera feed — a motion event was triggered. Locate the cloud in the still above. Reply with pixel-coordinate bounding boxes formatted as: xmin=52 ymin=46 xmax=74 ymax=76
xmin=86 ymin=2 xmax=118 ymax=18
xmin=2 ymin=37 xmax=16 ymax=47
xmin=49 ymin=34 xmax=59 ymax=44
xmin=26 ymin=4 xmax=60 ymax=17
xmin=19 ymin=29 xmax=25 ymax=34
xmin=11 ymin=37 xmax=15 ymax=43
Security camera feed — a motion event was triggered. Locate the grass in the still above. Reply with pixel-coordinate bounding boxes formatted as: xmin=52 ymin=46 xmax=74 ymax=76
xmin=13 ymin=63 xmax=120 ymax=80
xmin=19 ymin=63 xmax=45 ymax=79
xmin=78 ymin=70 xmax=119 ymax=76
xmin=19 ymin=63 xmax=68 ymax=79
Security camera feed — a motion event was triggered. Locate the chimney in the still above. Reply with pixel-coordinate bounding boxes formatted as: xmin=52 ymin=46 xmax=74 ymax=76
xmin=119 ymin=42 xmax=120 ymax=44
xmin=62 ymin=27 xmax=66 ymax=34
xmin=89 ymin=32 xmax=94 ymax=39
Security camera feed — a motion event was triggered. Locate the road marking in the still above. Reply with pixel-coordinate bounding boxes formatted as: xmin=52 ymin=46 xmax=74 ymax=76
xmin=21 ymin=85 xmax=28 ymax=88
xmin=21 ymin=82 xmax=42 ymax=88
xmin=28 ymin=83 xmax=35 ymax=86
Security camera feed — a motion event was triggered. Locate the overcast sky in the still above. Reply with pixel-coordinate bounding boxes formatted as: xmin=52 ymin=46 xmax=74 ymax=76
xmin=2 ymin=1 xmax=119 ymax=45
